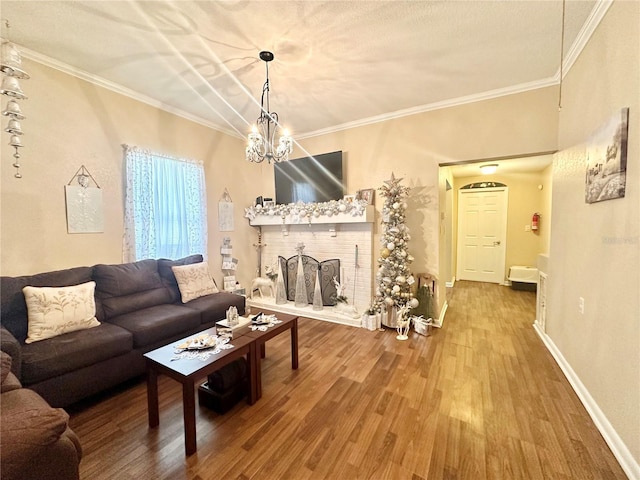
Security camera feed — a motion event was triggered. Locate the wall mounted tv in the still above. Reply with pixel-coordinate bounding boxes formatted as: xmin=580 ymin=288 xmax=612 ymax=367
xmin=274 ymin=151 xmax=344 ymax=204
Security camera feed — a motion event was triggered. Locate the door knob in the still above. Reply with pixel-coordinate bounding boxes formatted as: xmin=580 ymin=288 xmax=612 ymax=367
xmin=493 ymin=241 xmax=501 ymax=246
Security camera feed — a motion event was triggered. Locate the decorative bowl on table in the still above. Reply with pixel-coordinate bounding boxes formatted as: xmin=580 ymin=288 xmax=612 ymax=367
xmin=251 ymin=313 xmax=276 ymax=325
xmin=176 ymin=334 xmax=228 ymax=351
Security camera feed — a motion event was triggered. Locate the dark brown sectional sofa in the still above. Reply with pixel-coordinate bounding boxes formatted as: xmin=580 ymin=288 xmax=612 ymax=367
xmin=0 ymin=254 xmax=245 ymax=408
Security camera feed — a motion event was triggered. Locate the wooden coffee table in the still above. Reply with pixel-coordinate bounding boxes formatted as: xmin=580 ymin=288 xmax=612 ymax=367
xmin=144 ymin=328 xmax=256 ymax=456
xmin=244 ymin=311 xmax=299 ymax=400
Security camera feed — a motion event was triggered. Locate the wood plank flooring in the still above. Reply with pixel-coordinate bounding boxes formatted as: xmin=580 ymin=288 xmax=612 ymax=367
xmin=67 ymin=281 xmax=627 ymax=479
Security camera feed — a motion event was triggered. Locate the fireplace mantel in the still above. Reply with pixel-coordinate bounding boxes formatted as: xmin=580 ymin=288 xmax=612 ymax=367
xmin=249 ymin=205 xmax=375 ymax=226
xmin=249 ymin=207 xmax=374 ymax=327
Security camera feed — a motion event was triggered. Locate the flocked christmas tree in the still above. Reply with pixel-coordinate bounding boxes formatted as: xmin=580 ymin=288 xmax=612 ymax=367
xmin=375 ymin=173 xmax=418 ymax=323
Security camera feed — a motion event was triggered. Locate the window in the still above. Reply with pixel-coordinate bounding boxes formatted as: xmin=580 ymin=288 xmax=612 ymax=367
xmin=123 ymin=146 xmax=207 ymax=261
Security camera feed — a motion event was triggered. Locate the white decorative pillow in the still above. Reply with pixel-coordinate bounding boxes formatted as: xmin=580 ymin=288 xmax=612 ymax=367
xmin=171 ymin=261 xmax=219 ymax=303
xmin=23 ymin=281 xmax=100 ymax=344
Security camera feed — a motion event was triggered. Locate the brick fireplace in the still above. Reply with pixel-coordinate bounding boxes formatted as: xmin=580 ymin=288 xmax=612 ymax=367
xmin=247 ymin=206 xmax=375 ymax=327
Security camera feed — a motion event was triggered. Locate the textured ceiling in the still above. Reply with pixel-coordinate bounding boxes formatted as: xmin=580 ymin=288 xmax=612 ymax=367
xmin=2 ymin=0 xmax=597 ymax=140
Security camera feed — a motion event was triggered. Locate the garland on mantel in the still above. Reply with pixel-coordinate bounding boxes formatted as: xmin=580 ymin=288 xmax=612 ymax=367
xmin=244 ymin=198 xmax=368 ymax=222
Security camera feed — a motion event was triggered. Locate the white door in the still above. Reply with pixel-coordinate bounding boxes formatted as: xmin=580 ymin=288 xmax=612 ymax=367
xmin=456 ymin=187 xmax=508 ymax=283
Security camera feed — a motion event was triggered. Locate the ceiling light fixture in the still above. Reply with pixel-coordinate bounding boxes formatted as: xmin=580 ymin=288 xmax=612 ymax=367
xmin=245 ymin=51 xmax=293 ymax=164
xmin=480 ymin=164 xmax=498 ymax=175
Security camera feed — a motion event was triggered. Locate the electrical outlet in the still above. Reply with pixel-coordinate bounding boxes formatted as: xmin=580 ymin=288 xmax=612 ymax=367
xmin=525 ymin=225 xmax=531 ymax=232
xmin=578 ymin=297 xmax=585 ymax=314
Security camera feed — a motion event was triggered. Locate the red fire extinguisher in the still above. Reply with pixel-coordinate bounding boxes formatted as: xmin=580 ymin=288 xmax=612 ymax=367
xmin=532 ymin=213 xmax=540 ymax=231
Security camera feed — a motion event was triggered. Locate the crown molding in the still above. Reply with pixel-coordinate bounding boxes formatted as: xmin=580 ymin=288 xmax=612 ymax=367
xmin=300 ymin=0 xmax=613 ymax=140
xmin=24 ymin=37 xmax=546 ymax=141
xmin=13 ymin=0 xmax=613 ymax=141
xmin=558 ymin=0 xmax=614 ymax=79
xmin=297 ymin=77 xmax=558 ymax=140
xmin=18 ymin=46 xmax=240 ymax=139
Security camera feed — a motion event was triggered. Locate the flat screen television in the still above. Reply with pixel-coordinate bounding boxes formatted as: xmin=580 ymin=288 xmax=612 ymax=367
xmin=274 ymin=151 xmax=344 ymax=204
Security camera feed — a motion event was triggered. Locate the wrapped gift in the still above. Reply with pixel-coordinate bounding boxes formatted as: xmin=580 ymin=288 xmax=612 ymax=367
xmin=412 ymin=315 xmax=433 ymax=336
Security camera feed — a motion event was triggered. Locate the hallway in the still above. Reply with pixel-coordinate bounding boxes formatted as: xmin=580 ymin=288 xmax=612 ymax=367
xmin=441 ymin=280 xmax=625 ymax=478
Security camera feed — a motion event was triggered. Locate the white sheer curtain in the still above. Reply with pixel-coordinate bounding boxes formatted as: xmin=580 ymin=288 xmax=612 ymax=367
xmin=122 ymin=145 xmax=207 ymax=262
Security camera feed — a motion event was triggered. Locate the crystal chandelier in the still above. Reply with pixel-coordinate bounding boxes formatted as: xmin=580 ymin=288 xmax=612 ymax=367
xmin=245 ymin=51 xmax=293 ymax=164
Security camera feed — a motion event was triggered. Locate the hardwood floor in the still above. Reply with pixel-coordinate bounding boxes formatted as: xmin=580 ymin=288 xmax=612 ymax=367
xmin=68 ymin=281 xmax=627 ymax=479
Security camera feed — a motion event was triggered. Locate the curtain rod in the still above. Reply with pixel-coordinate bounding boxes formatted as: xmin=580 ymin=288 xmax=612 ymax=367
xmin=121 ymin=144 xmax=203 ymax=165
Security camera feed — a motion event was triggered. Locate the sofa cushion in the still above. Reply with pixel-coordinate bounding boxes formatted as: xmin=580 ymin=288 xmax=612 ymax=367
xmin=93 ymin=259 xmax=173 ymax=319
xmin=183 ymin=292 xmax=246 ymax=325
xmin=23 ymin=282 xmax=100 ymax=344
xmin=172 ymin=261 xmax=219 ymax=303
xmin=107 ymin=304 xmax=201 ymax=348
xmin=0 ymin=267 xmax=94 ymax=344
xmin=20 ymin=323 xmax=133 ymax=386
xmin=158 ymin=254 xmax=203 ymax=302
xmin=101 ymin=288 xmax=176 ymax=321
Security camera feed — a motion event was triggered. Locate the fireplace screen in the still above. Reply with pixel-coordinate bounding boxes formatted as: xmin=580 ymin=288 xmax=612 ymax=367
xmin=278 ymin=255 xmax=340 ymax=306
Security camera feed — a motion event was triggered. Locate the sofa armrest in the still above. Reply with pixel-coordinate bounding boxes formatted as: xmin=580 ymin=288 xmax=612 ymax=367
xmin=0 ymin=389 xmax=82 ymax=480
xmin=0 ymin=327 xmax=21 ymax=378
xmin=6 ymin=428 xmax=84 ymax=480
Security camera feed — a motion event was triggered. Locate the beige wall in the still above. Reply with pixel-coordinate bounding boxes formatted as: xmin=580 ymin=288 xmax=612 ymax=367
xmin=0 ymin=51 xmax=558 ymax=308
xmin=274 ymin=87 xmax=560 ymax=311
xmin=453 ymin=170 xmax=548 ymax=281
xmin=548 ymin=0 xmax=639 ymax=467
xmin=0 ymin=58 xmax=262 ymax=289
xmin=0 ymin=61 xmax=558 ymax=300
xmin=438 ymin=166 xmax=455 ymax=287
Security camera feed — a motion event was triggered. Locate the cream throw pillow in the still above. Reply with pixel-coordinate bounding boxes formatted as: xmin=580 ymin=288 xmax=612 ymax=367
xmin=23 ymin=281 xmax=100 ymax=344
xmin=172 ymin=261 xmax=219 ymax=303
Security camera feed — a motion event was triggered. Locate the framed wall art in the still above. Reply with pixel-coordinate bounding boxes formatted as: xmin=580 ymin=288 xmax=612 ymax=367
xmin=585 ymin=107 xmax=629 ymax=204
xmin=65 ymin=166 xmax=104 ymax=234
xmin=357 ymin=188 xmax=375 ymax=204
xmin=218 ymin=188 xmax=234 ymax=232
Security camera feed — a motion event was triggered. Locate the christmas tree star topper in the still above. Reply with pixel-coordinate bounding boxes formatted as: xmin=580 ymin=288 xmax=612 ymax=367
xmin=383 ymin=172 xmax=404 ymax=190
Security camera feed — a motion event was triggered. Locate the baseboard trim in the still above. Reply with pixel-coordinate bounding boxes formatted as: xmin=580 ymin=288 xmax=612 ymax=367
xmin=432 ymin=301 xmax=447 ymax=328
xmin=533 ymin=323 xmax=640 ymax=480
xmin=445 ymin=278 xmax=455 ymax=288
